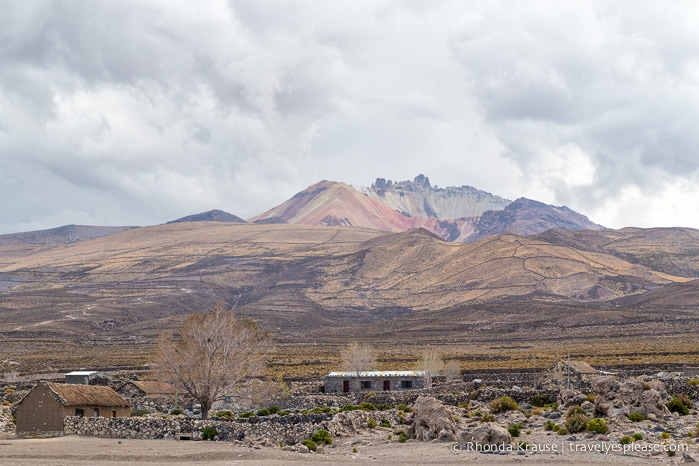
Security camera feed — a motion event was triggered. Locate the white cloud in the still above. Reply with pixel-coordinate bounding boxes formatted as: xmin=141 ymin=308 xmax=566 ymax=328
xmin=1 ymin=0 xmax=699 ymax=233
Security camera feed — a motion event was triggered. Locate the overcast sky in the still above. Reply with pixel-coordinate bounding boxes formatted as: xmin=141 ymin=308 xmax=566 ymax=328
xmin=2 ymin=0 xmax=699 ymax=234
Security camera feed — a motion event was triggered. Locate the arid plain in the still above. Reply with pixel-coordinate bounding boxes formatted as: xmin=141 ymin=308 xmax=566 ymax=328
xmin=1 ymin=222 xmax=698 ymax=377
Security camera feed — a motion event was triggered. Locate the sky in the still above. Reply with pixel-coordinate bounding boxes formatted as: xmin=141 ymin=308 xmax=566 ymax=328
xmin=2 ymin=0 xmax=699 ymax=234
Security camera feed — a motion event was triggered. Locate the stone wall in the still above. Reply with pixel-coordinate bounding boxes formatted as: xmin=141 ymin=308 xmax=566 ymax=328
xmin=64 ymin=416 xmax=181 ymax=439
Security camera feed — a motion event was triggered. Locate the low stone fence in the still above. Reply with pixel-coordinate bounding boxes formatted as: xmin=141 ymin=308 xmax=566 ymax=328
xmin=201 ymin=413 xmax=334 ymax=444
xmin=63 ymin=410 xmax=400 ymax=445
xmin=64 ymin=416 xmax=181 ymax=439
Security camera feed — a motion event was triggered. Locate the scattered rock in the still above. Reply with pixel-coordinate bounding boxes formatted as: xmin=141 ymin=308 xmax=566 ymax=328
xmin=410 ymin=396 xmax=457 ymax=442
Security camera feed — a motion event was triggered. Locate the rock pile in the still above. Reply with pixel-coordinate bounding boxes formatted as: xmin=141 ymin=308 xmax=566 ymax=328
xmin=592 ymin=376 xmax=671 ymax=419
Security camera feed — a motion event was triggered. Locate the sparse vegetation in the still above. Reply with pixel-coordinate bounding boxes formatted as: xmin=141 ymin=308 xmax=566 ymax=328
xmin=619 ymin=435 xmax=632 ymax=445
xmin=530 ymin=394 xmax=551 ymax=407
xmin=381 ymin=419 xmax=391 ymax=428
xmin=367 ymin=418 xmax=377 ymax=429
xmin=586 ymin=418 xmax=608 ymax=434
xmin=301 ymin=439 xmax=317 ymax=452
xmin=200 ymin=426 xmax=217 ymax=441
xmin=628 ymin=412 xmax=644 ymax=422
xmin=666 ymin=394 xmax=691 ymax=415
xmin=310 ymin=429 xmax=332 ymax=445
xmin=130 ymin=409 xmax=150 ymax=417
xmin=566 ymin=412 xmax=590 ymax=434
xmin=489 ymin=395 xmax=518 ymax=413
xmin=632 ymin=432 xmax=643 ymax=441
xmin=508 ymin=423 xmax=522 ymax=437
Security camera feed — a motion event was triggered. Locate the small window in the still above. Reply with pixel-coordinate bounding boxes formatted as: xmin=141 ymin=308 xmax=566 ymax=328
xmin=400 ymin=380 xmax=413 ymax=389
xmin=75 ymin=409 xmax=84 ymax=417
xmin=93 ymin=409 xmax=99 ymax=418
xmin=360 ymin=380 xmax=372 ymax=389
xmin=111 ymin=410 xmax=117 ymax=418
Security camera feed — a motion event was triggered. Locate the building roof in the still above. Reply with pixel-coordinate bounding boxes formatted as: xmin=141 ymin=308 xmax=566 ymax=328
xmin=121 ymin=381 xmax=176 ymax=396
xmin=65 ymin=371 xmax=102 ymax=376
xmin=326 ymin=371 xmax=428 ymax=378
xmin=44 ymin=382 xmax=130 ymax=408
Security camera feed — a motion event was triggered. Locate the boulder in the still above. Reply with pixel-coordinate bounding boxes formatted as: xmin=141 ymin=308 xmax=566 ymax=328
xmin=410 ymin=396 xmax=457 ymax=442
xmin=592 ymin=376 xmax=670 ymax=419
xmin=557 ymin=389 xmax=586 ymax=409
xmin=457 ymin=423 xmax=511 ymax=449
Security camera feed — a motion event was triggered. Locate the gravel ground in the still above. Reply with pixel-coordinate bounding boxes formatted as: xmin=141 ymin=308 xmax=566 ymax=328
xmin=0 ymin=432 xmax=694 ymax=465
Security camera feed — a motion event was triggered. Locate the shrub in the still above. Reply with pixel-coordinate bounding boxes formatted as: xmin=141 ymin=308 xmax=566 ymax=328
xmin=544 ymin=420 xmax=556 ymax=431
xmin=396 ymin=404 xmax=412 ymax=413
xmin=557 ymin=428 xmax=568 ymax=435
xmin=490 ymin=396 xmax=518 ymax=414
xmin=531 ymin=407 xmax=544 ymax=416
xmin=632 ymin=432 xmax=643 ymax=441
xmin=398 ymin=414 xmax=405 ymax=424
xmin=586 ymin=418 xmax=608 ymax=434
xmin=381 ymin=419 xmax=391 ymax=428
xmin=619 ymin=436 xmax=632 ymax=445
xmin=508 ymin=423 xmax=522 ymax=437
xmin=628 ymin=412 xmax=644 ymax=422
xmin=201 ymin=426 xmax=218 ymax=441
xmin=352 ymin=447 xmax=358 ymax=453
xmin=530 ymin=394 xmax=551 ymax=408
xmin=170 ymin=408 xmax=183 ymax=415
xmin=585 ymin=393 xmax=595 ymax=402
xmin=310 ymin=429 xmax=332 ymax=445
xmin=688 ymin=378 xmax=699 ymax=386
xmin=480 ymin=414 xmax=495 ymax=422
xmin=566 ymin=413 xmax=591 ymax=434
xmin=340 ymin=404 xmax=359 ymax=412
xmin=566 ymin=405 xmax=586 ymax=416
xmin=130 ymin=409 xmax=150 ymax=417
xmin=398 ymin=432 xmax=408 ymax=443
xmin=358 ymin=402 xmax=377 ymax=412
xmin=215 ymin=410 xmax=234 ymax=418
xmin=666 ymin=394 xmax=691 ymax=415
xmin=667 ymin=449 xmax=676 ymax=457
xmin=256 ymin=408 xmax=271 ymax=416
xmin=660 ymin=432 xmax=670 ymax=440
xmin=312 ymin=406 xmax=333 ymax=414
xmin=268 ymin=405 xmax=280 ymax=414
xmin=277 ymin=410 xmax=290 ymax=416
xmin=238 ymin=411 xmax=254 ymax=418
xmin=367 ymin=418 xmax=377 ymax=429
xmin=458 ymin=402 xmax=470 ymax=410
xmin=301 ymin=439 xmax=317 ymax=452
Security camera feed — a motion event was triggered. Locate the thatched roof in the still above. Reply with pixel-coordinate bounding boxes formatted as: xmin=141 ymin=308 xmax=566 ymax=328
xmin=45 ymin=382 xmax=130 ymax=407
xmin=129 ymin=381 xmax=176 ymax=396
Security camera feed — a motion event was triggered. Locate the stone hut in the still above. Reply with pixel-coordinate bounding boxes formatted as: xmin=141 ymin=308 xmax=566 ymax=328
xmin=117 ymin=381 xmax=177 ymax=413
xmin=15 ymin=382 xmax=130 ymax=437
xmin=324 ymin=370 xmax=431 ymax=393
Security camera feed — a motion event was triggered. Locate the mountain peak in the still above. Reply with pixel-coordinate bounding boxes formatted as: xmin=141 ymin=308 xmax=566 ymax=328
xmin=168 ymin=210 xmax=246 ymax=224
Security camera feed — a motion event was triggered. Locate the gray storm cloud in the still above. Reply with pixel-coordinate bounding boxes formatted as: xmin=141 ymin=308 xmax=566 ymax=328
xmin=1 ymin=0 xmax=698 ymax=233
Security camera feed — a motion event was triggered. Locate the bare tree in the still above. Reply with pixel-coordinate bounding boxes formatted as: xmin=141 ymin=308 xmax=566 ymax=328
xmin=341 ymin=342 xmax=375 ymax=386
xmin=153 ymin=304 xmax=268 ymax=419
xmin=416 ymin=349 xmax=444 ymax=378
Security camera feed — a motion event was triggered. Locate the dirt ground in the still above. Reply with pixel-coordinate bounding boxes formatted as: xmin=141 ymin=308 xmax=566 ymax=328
xmin=0 ymin=433 xmax=691 ymax=465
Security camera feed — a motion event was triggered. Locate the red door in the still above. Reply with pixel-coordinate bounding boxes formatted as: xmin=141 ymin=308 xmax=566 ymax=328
xmin=343 ymin=380 xmax=350 ymax=393
xmin=383 ymin=380 xmax=390 ymax=391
